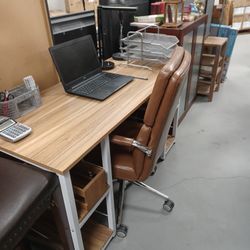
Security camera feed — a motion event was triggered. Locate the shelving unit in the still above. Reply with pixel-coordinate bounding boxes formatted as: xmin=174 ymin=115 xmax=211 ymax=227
xmin=48 ymin=10 xmax=97 ymax=46
xmin=70 ymin=160 xmax=114 ymax=249
xmin=33 ymin=160 xmax=114 ymax=250
xmin=82 ymin=220 xmax=113 ymax=250
xmin=197 ymin=36 xmax=227 ymax=102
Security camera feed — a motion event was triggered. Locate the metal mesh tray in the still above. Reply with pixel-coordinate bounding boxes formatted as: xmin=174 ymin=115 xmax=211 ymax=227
xmin=122 ymin=47 xmax=175 ymax=64
xmin=0 ymin=84 xmax=41 ymax=119
xmin=125 ymin=44 xmax=175 ymax=59
xmin=122 ymin=32 xmax=178 ymax=54
xmin=120 ymin=25 xmax=179 ymax=67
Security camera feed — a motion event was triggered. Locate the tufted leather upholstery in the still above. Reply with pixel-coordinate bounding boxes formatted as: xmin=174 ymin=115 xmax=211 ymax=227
xmin=111 ymin=46 xmax=191 ymax=182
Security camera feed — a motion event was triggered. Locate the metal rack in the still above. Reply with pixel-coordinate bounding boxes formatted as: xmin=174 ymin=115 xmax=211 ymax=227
xmin=120 ymin=25 xmax=179 ymax=69
xmin=0 ymin=84 xmax=41 ymax=119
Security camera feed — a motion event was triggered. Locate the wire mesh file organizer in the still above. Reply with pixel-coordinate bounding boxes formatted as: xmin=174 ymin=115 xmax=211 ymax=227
xmin=120 ymin=25 xmax=179 ymax=70
xmin=0 ymin=84 xmax=41 ymax=119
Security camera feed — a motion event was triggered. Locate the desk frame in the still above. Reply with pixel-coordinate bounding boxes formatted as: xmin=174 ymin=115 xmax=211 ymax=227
xmin=0 ymin=136 xmax=116 ymax=250
xmin=0 ymin=63 xmax=162 ymax=249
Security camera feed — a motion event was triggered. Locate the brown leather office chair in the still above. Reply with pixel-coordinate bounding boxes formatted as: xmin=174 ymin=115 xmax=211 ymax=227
xmin=110 ymin=46 xmax=191 ymax=237
xmin=0 ymin=155 xmax=73 ymax=250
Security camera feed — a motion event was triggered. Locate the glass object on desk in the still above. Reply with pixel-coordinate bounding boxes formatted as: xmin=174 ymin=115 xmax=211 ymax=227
xmin=162 ymin=0 xmax=184 ymax=28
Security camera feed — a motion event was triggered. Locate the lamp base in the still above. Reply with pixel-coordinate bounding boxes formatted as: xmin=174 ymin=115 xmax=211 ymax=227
xmin=112 ymin=52 xmax=126 ymax=61
xmin=101 ymin=61 xmax=115 ymax=70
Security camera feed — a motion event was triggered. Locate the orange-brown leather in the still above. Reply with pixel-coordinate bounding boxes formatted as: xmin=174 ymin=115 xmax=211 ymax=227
xmin=144 ymin=47 xmax=184 ymax=127
xmin=111 ymin=46 xmax=191 ymax=182
xmin=140 ymin=50 xmax=191 ymax=181
xmin=111 ymin=122 xmax=151 ymax=180
xmin=111 ymin=135 xmax=134 ymax=152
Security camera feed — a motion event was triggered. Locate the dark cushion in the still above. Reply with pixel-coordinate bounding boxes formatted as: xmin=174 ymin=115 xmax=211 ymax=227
xmin=0 ymin=157 xmax=58 ymax=249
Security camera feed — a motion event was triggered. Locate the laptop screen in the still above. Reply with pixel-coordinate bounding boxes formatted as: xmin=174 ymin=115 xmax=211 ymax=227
xmin=49 ymin=35 xmax=101 ymax=87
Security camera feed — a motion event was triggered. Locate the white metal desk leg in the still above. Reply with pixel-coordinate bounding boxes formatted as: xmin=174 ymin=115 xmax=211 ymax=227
xmin=101 ymin=136 xmax=116 ymax=234
xmin=58 ymin=172 xmax=84 ymax=250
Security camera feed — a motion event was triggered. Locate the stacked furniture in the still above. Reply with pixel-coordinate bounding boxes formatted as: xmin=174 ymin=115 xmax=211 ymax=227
xmin=197 ymin=36 xmax=228 ymax=102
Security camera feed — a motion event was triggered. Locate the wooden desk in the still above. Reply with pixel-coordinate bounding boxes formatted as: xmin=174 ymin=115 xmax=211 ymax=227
xmin=0 ymin=62 xmax=161 ymax=250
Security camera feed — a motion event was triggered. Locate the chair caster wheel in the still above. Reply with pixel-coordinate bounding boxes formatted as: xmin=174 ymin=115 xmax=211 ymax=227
xmin=163 ymin=199 xmax=174 ymax=212
xmin=116 ymin=224 xmax=128 ymax=238
xmin=157 ymin=157 xmax=165 ymax=163
xmin=150 ymin=166 xmax=157 ymax=176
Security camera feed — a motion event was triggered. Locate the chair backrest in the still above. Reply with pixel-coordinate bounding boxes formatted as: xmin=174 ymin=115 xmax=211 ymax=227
xmin=132 ymin=46 xmax=191 ymax=181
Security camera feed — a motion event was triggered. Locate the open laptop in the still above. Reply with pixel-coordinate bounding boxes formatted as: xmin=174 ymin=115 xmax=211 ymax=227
xmin=49 ymin=35 xmax=133 ymax=100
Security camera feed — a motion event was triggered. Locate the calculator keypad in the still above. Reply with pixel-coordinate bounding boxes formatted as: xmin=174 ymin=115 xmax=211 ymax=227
xmin=0 ymin=123 xmax=32 ymax=142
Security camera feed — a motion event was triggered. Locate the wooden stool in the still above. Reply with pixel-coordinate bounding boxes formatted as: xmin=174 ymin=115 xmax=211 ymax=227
xmin=197 ymin=36 xmax=228 ymax=102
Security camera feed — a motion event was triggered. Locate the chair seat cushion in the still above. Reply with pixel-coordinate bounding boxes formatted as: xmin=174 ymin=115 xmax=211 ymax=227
xmin=0 ymin=157 xmax=57 ymax=248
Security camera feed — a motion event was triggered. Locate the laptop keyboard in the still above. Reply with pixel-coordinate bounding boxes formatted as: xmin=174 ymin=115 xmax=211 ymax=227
xmin=74 ymin=74 xmax=118 ymax=95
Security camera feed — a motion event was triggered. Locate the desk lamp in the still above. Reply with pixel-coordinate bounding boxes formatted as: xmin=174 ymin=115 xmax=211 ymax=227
xmin=98 ymin=5 xmax=138 ymax=66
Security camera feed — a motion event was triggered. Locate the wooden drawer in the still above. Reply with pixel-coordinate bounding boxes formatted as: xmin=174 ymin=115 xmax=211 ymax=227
xmin=71 ymin=160 xmax=109 ymax=220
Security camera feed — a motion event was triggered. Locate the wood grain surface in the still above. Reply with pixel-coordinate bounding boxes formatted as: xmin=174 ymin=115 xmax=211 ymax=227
xmin=0 ymin=62 xmax=162 ymax=174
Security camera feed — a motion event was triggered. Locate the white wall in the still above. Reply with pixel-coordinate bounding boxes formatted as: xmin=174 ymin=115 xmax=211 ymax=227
xmin=47 ymin=0 xmax=66 ymax=11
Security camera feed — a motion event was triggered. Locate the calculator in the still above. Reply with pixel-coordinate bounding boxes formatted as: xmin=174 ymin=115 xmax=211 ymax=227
xmin=0 ymin=116 xmax=32 ymax=142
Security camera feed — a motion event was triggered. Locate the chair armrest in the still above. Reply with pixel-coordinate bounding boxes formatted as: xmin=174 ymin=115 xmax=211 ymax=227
xmin=111 ymin=135 xmax=134 ymax=151
xmin=111 ymin=135 xmax=152 ymax=157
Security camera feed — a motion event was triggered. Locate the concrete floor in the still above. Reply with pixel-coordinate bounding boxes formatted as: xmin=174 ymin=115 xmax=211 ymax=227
xmin=108 ymin=34 xmax=250 ymax=250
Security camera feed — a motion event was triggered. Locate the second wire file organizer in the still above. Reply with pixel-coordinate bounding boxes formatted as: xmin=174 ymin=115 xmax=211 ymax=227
xmin=120 ymin=25 xmax=179 ymax=70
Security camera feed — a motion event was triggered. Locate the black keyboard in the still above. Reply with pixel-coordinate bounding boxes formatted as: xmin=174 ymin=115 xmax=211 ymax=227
xmin=74 ymin=74 xmax=118 ymax=94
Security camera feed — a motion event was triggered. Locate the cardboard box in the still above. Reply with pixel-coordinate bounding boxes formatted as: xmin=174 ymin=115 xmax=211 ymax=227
xmin=65 ymin=0 xmax=84 ymax=13
xmin=233 ymin=0 xmax=247 ymax=8
xmin=49 ymin=10 xmax=67 ymax=17
xmin=233 ymin=7 xmax=245 ymax=15
xmin=232 ymin=21 xmax=242 ymax=29
xmin=212 ymin=0 xmax=233 ymax=25
xmin=85 ymin=0 xmax=98 ymax=11
xmin=85 ymin=0 xmax=98 ymax=23
xmin=242 ymin=13 xmax=250 ymax=28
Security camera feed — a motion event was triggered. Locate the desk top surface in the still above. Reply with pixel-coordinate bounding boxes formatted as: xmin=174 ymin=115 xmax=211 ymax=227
xmin=0 ymin=62 xmax=161 ymax=174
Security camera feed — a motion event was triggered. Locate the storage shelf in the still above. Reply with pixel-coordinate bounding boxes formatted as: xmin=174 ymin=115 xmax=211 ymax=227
xmin=82 ymin=220 xmax=113 ymax=250
xmin=79 ymin=188 xmax=110 ymax=228
xmin=166 ymin=135 xmax=175 ymax=154
xmin=201 ymin=54 xmax=223 ymax=67
xmin=197 ymin=83 xmax=218 ymax=96
xmin=199 ymin=67 xmax=222 ymax=79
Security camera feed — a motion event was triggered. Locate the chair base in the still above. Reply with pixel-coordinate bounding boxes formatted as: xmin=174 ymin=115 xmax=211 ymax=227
xmin=133 ymin=181 xmax=174 ymax=212
xmin=115 ymin=180 xmax=174 ymax=238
